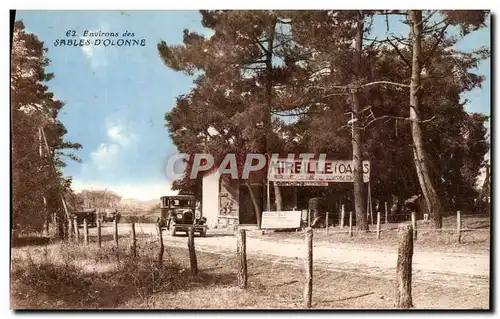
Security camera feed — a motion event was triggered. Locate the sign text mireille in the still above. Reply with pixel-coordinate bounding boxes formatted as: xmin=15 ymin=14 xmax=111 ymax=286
xmin=268 ymin=159 xmax=370 ymax=183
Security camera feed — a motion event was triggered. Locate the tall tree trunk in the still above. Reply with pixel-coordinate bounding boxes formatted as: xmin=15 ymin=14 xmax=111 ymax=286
xmin=40 ymin=129 xmax=51 ymax=236
xmin=352 ymin=11 xmax=368 ymax=231
xmin=60 ymin=194 xmax=71 ymax=239
xmin=273 ymin=182 xmax=283 ymax=211
xmin=57 ymin=207 xmax=65 ymax=240
xmin=43 ymin=207 xmax=50 ymax=236
xmin=263 ymin=17 xmax=283 ymax=212
xmin=246 ymin=180 xmax=261 ymax=229
xmin=409 ymin=10 xmax=443 ymax=229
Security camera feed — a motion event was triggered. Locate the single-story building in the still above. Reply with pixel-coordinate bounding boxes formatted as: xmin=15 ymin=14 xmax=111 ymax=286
xmin=201 ymin=172 xmax=335 ymax=229
xmin=202 ymin=171 xmax=262 ymax=229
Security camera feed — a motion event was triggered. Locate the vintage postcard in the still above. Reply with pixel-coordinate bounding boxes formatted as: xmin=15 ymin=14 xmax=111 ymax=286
xmin=10 ymin=9 xmax=491 ymax=310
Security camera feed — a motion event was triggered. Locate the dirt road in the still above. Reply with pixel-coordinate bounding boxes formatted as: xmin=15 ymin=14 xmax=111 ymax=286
xmin=100 ymin=223 xmax=490 ymax=289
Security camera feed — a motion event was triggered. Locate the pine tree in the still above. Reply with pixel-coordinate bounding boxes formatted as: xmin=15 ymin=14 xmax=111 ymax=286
xmin=159 ymin=11 xmax=301 ymax=226
xmin=11 ymin=21 xmax=81 ymax=236
xmin=388 ymin=10 xmax=489 ymax=227
xmin=159 ymin=11 xmax=489 ymax=230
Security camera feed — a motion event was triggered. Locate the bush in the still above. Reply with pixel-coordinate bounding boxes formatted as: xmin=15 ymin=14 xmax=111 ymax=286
xmin=10 ymin=240 xmax=190 ymax=309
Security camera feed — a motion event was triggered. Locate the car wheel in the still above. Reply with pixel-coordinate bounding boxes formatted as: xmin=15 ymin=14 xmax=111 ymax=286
xmin=199 ymin=229 xmax=206 ymax=237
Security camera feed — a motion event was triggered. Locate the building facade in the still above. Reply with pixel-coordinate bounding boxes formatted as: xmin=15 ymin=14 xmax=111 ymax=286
xmin=202 ymin=171 xmax=264 ymax=229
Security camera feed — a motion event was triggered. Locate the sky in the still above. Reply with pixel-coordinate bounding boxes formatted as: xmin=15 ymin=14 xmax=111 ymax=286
xmin=14 ymin=10 xmax=491 ymax=200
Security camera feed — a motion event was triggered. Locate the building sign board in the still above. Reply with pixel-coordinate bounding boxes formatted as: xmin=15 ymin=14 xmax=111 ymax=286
xmin=261 ymin=210 xmax=302 ymax=229
xmin=275 ymin=181 xmax=329 ymax=187
xmin=268 ymin=159 xmax=370 ymax=183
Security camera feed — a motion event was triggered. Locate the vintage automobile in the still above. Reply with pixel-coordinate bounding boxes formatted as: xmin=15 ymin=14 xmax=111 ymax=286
xmin=99 ymin=208 xmax=120 ymax=223
xmin=159 ymin=195 xmax=207 ymax=237
xmin=73 ymin=208 xmax=97 ymax=227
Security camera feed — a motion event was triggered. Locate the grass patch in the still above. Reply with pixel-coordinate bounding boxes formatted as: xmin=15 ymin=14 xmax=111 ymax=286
xmin=11 ymin=240 xmax=190 ymax=309
xmin=146 ymin=246 xmax=490 ymax=309
xmin=11 ymin=241 xmax=489 ymax=309
xmin=11 ymin=217 xmax=490 ymax=310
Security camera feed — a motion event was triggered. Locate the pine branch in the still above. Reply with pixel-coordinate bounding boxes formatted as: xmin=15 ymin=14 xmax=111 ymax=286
xmin=249 ymin=59 xmax=268 ymax=65
xmin=390 ymin=35 xmax=411 ymax=46
xmin=365 ymin=37 xmax=380 ymax=51
xmin=361 ymin=81 xmax=410 ymax=88
xmin=242 ymin=66 xmax=267 ymax=71
xmin=421 ymin=23 xmax=450 ymax=68
xmin=376 ymin=10 xmax=408 ymax=16
xmin=421 ymin=73 xmax=450 ymax=81
xmin=277 ymin=18 xmax=292 ymax=25
xmin=320 ymin=92 xmax=350 ymax=98
xmin=255 ymin=37 xmax=269 ymax=55
xmin=306 ymin=81 xmax=408 ymax=92
xmin=386 ymin=11 xmax=390 ymax=32
xmin=271 ymin=109 xmax=313 ymax=117
xmin=272 ymin=37 xmax=294 ymax=49
xmin=422 ymin=19 xmax=447 ymax=34
xmin=363 ymin=115 xmax=436 ymax=129
xmin=386 ymin=38 xmax=412 ymax=68
xmin=416 ymin=10 xmax=438 ymax=28
xmin=365 ymin=14 xmax=374 ymax=32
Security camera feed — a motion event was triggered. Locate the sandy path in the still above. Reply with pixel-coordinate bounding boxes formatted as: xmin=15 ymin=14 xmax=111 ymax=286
xmin=100 ymin=223 xmax=490 ymax=289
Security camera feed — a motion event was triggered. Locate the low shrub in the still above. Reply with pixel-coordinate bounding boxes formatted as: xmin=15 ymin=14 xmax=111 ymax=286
xmin=11 ymin=240 xmax=188 ymax=309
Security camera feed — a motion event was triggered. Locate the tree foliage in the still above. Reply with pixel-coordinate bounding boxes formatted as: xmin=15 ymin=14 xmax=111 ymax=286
xmin=11 ymin=21 xmax=82 ymax=234
xmin=158 ymin=10 xmax=490 ymax=226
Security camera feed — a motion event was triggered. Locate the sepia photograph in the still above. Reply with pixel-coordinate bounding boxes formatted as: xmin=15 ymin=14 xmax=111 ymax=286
xmin=9 ymin=8 xmax=491 ymax=310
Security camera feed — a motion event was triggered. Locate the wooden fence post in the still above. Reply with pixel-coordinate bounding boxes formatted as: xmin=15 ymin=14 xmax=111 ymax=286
xmin=237 ymin=229 xmax=247 ymax=289
xmin=325 ymin=211 xmax=329 ymax=235
xmin=348 ymin=211 xmax=353 ymax=237
xmin=113 ymin=218 xmax=119 ymax=262
xmin=457 ymin=210 xmax=462 ymax=244
xmin=73 ymin=217 xmax=79 ymax=243
xmin=83 ymin=218 xmax=89 ymax=245
xmin=188 ymin=227 xmax=198 ymax=276
xmin=96 ymin=219 xmax=101 ymax=248
xmin=384 ymin=201 xmax=388 ymax=227
xmin=411 ymin=211 xmax=417 ymax=240
xmin=376 ymin=211 xmax=381 ymax=239
xmin=308 ymin=208 xmax=311 ymax=228
xmin=340 ymin=205 xmax=345 ymax=228
xmin=304 ymin=227 xmax=313 ymax=308
xmin=396 ymin=224 xmax=414 ymax=308
xmin=131 ymin=222 xmax=137 ymax=257
xmin=113 ymin=218 xmax=119 ymax=247
xmin=157 ymin=221 xmax=164 ymax=267
xmin=68 ymin=218 xmax=73 ymax=240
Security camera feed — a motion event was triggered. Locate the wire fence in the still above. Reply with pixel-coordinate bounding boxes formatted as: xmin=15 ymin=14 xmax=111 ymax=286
xmin=65 ymin=212 xmax=489 ymax=309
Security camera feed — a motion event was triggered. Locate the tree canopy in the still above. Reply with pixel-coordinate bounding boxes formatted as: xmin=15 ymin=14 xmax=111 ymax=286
xmin=159 ymin=10 xmax=489 ymax=226
xmin=11 ymin=21 xmax=82 ymax=234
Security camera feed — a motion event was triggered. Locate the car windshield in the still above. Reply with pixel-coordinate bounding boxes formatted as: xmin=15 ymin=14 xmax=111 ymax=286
xmin=170 ymin=199 xmax=193 ymax=208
